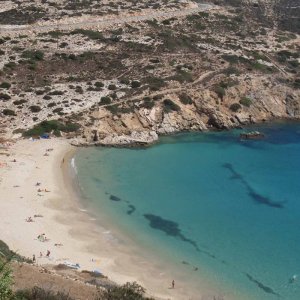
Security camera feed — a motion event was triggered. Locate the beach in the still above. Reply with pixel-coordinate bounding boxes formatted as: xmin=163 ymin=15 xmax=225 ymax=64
xmin=0 ymin=137 xmax=222 ymax=300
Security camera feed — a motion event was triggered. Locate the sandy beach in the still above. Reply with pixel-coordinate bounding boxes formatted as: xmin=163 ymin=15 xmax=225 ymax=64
xmin=0 ymin=137 xmax=224 ymax=300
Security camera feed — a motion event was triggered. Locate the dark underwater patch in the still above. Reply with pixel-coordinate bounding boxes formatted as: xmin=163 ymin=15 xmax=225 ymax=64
xmin=127 ymin=204 xmax=136 ymax=215
xmin=223 ymin=163 xmax=285 ymax=209
xmin=245 ymin=273 xmax=280 ymax=296
xmin=144 ymin=214 xmax=201 ymax=252
xmin=109 ymin=195 xmax=121 ymax=201
xmin=143 ymin=214 xmax=221 ymax=263
xmin=248 ymin=191 xmax=284 ymax=208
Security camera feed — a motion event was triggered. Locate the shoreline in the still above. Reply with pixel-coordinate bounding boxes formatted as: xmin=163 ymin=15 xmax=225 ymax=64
xmin=0 ymin=136 xmax=227 ymax=299
xmin=2 ymin=119 xmax=298 ymax=298
xmin=71 ymin=117 xmax=300 ymax=149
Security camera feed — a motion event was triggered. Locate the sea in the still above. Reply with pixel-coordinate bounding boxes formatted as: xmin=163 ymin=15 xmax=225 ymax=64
xmin=74 ymin=121 xmax=300 ymax=299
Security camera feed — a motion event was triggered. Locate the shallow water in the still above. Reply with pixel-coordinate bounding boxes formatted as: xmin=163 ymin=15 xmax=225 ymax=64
xmin=75 ymin=121 xmax=300 ymax=299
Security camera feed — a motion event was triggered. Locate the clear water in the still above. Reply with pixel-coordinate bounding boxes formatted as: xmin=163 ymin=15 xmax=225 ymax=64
xmin=75 ymin=121 xmax=300 ymax=299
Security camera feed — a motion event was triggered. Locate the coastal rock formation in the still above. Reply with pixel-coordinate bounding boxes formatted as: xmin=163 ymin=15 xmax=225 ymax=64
xmin=75 ymin=74 xmax=299 ymax=145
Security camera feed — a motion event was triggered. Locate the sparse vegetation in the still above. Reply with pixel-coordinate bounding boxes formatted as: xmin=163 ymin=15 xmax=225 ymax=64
xmin=99 ymin=96 xmax=111 ymax=105
xmin=229 ymin=103 xmax=242 ymax=112
xmin=214 ymin=86 xmax=226 ymax=99
xmin=0 ymin=82 xmax=11 ymax=89
xmin=145 ymin=77 xmax=166 ymax=91
xmin=163 ymin=99 xmax=180 ymax=113
xmin=108 ymin=84 xmax=117 ymax=91
xmin=71 ymin=29 xmax=104 ymax=40
xmin=239 ymin=96 xmax=252 ymax=107
xmin=0 ymin=93 xmax=11 ymax=101
xmin=2 ymin=109 xmax=16 ymax=116
xmin=101 ymin=282 xmax=154 ymax=300
xmin=23 ymin=120 xmax=80 ymax=137
xmin=29 ymin=105 xmax=41 ymax=113
xmin=13 ymin=99 xmax=27 ymax=105
xmin=22 ymin=50 xmax=44 ymax=61
xmin=179 ymin=93 xmax=193 ymax=105
xmin=131 ymin=80 xmax=141 ymax=88
xmin=14 ymin=287 xmax=74 ymax=300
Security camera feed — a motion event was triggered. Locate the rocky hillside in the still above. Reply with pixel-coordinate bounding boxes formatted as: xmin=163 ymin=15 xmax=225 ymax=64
xmin=213 ymin=0 xmax=300 ymax=33
xmin=0 ymin=0 xmax=299 ymax=145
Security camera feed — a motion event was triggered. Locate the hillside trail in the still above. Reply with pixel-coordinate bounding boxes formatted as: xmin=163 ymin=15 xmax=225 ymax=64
xmin=0 ymin=3 xmax=215 ymax=34
xmin=100 ymin=70 xmax=218 ymax=109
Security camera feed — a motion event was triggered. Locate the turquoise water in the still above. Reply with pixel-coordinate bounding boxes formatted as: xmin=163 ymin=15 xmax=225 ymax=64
xmin=75 ymin=121 xmax=300 ymax=299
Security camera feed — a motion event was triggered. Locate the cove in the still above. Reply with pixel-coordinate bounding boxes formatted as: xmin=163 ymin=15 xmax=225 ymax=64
xmin=75 ymin=121 xmax=300 ymax=299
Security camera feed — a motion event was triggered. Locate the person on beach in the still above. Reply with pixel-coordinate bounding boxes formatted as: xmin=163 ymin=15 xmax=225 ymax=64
xmin=172 ymin=280 xmax=175 ymax=289
xmin=32 ymin=254 xmax=36 ymax=263
xmin=46 ymin=250 xmax=50 ymax=257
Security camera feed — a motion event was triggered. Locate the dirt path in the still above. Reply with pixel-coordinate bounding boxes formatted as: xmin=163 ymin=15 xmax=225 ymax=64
xmin=0 ymin=4 xmax=215 ymax=34
xmin=100 ymin=70 xmax=217 ymax=109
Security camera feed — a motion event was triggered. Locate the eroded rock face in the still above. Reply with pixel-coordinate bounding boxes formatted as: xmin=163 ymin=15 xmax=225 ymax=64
xmin=76 ymin=75 xmax=300 ymax=146
xmin=286 ymin=94 xmax=300 ymax=117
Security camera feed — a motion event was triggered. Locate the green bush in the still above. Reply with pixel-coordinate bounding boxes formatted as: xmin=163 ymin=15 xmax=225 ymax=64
xmin=119 ymin=78 xmax=130 ymax=85
xmin=179 ymin=93 xmax=193 ymax=105
xmin=71 ymin=29 xmax=104 ymax=40
xmin=43 ymin=95 xmax=52 ymax=100
xmin=141 ymin=97 xmax=155 ymax=109
xmin=131 ymin=80 xmax=141 ymax=88
xmin=99 ymin=96 xmax=111 ymax=105
xmin=0 ymin=82 xmax=11 ymax=89
xmin=0 ymin=93 xmax=11 ymax=101
xmin=214 ymin=86 xmax=225 ymax=99
xmin=14 ymin=286 xmax=73 ymax=300
xmin=145 ymin=77 xmax=166 ymax=91
xmin=0 ymin=257 xmax=13 ymax=300
xmin=101 ymin=282 xmax=154 ymax=300
xmin=223 ymin=66 xmax=240 ymax=75
xmin=2 ymin=109 xmax=16 ymax=116
xmin=47 ymin=102 xmax=56 ymax=108
xmin=222 ymin=54 xmax=240 ymax=64
xmin=13 ymin=99 xmax=27 ymax=105
xmin=239 ymin=96 xmax=252 ymax=107
xmin=48 ymin=90 xmax=64 ymax=96
xmin=4 ymin=62 xmax=16 ymax=69
xmin=23 ymin=120 xmax=80 ymax=137
xmin=163 ymin=99 xmax=180 ymax=113
xmin=53 ymin=107 xmax=63 ymax=113
xmin=171 ymin=69 xmax=193 ymax=83
xmin=22 ymin=50 xmax=44 ymax=61
xmin=229 ymin=103 xmax=242 ymax=112
xmin=293 ymin=79 xmax=300 ymax=89
xmin=95 ymin=81 xmax=104 ymax=88
xmin=29 ymin=105 xmax=41 ymax=113
xmin=108 ymin=84 xmax=117 ymax=91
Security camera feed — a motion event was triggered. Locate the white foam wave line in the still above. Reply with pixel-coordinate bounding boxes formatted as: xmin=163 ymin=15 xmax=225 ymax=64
xmin=71 ymin=157 xmax=78 ymax=174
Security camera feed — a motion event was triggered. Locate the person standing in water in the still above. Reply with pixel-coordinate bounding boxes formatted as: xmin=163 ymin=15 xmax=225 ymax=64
xmin=172 ymin=280 xmax=175 ymax=289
